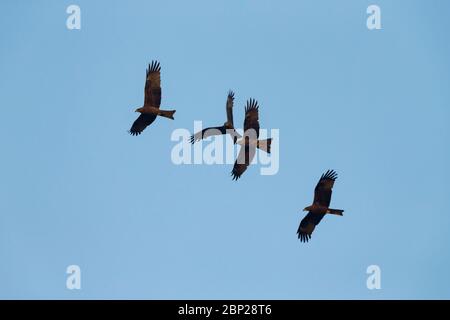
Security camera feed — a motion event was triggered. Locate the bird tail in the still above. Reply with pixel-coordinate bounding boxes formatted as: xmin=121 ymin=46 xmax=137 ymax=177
xmin=327 ymin=209 xmax=344 ymax=216
xmin=159 ymin=109 xmax=176 ymax=120
xmin=257 ymin=138 xmax=272 ymax=154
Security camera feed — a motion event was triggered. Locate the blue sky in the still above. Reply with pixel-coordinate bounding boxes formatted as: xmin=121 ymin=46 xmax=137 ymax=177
xmin=0 ymin=0 xmax=449 ymax=299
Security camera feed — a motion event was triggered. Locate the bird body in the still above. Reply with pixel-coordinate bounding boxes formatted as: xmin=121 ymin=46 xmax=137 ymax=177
xmin=236 ymin=137 xmax=272 ymax=153
xmin=303 ymin=205 xmax=343 ymax=216
xmin=297 ymin=170 xmax=344 ymax=242
xmin=129 ymin=61 xmax=176 ymax=136
xmin=135 ymin=106 xmax=175 ymax=119
xmin=231 ymin=98 xmax=273 ymax=180
xmin=236 ymin=137 xmax=258 ymax=147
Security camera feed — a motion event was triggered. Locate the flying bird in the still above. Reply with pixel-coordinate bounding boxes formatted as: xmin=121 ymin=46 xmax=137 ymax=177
xmin=297 ymin=170 xmax=344 ymax=242
xmin=231 ymin=98 xmax=272 ymax=181
xmin=190 ymin=91 xmax=241 ymax=144
xmin=129 ymin=61 xmax=176 ymax=136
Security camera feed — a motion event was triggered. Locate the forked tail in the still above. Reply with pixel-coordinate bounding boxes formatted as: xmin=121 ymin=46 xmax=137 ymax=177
xmin=327 ymin=209 xmax=344 ymax=216
xmin=159 ymin=109 xmax=176 ymax=120
xmin=257 ymin=138 xmax=272 ymax=154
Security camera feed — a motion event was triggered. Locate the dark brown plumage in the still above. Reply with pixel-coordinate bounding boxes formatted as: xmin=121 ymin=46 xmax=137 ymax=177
xmin=129 ymin=61 xmax=176 ymax=136
xmin=190 ymin=91 xmax=240 ymax=144
xmin=297 ymin=170 xmax=344 ymax=242
xmin=231 ymin=98 xmax=260 ymax=180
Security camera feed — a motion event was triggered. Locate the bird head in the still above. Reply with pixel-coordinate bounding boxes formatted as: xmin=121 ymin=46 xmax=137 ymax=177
xmin=135 ymin=107 xmax=144 ymax=113
xmin=303 ymin=205 xmax=313 ymax=212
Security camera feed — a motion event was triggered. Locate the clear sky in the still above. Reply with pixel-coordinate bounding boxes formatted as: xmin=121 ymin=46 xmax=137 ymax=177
xmin=1 ymin=0 xmax=449 ymax=299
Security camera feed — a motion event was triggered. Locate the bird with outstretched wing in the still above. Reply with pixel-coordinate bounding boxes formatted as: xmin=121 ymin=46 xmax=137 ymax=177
xmin=190 ymin=91 xmax=241 ymax=144
xmin=129 ymin=61 xmax=176 ymax=136
xmin=297 ymin=170 xmax=344 ymax=242
xmin=231 ymin=98 xmax=272 ymax=180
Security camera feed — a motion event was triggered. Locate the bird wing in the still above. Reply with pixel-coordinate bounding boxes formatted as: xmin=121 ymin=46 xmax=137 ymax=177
xmin=313 ymin=170 xmax=337 ymax=207
xmin=129 ymin=114 xmax=157 ymax=136
xmin=226 ymin=90 xmax=235 ymax=127
xmin=297 ymin=212 xmax=326 ymax=242
xmin=190 ymin=126 xmax=227 ymax=144
xmin=243 ymin=98 xmax=260 ymax=137
xmin=231 ymin=144 xmax=256 ymax=180
xmin=144 ymin=61 xmax=161 ymax=108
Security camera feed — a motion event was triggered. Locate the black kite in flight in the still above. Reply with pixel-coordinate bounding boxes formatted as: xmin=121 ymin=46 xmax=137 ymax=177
xmin=297 ymin=170 xmax=344 ymax=242
xmin=129 ymin=61 xmax=176 ymax=136
xmin=190 ymin=91 xmax=241 ymax=144
xmin=231 ymin=98 xmax=272 ymax=181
